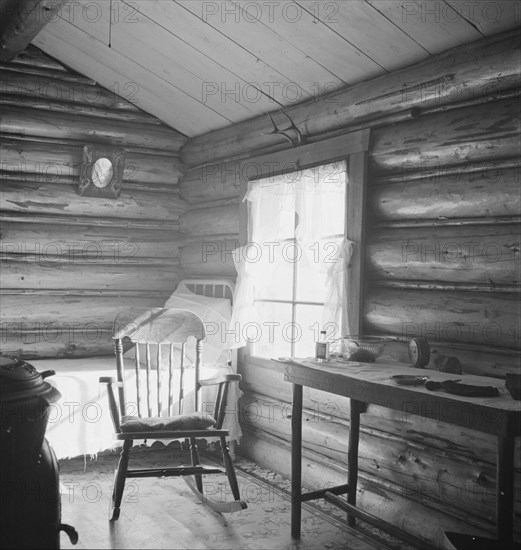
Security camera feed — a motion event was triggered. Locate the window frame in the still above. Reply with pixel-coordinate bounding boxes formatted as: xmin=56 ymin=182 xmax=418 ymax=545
xmin=238 ymin=129 xmax=371 ymax=363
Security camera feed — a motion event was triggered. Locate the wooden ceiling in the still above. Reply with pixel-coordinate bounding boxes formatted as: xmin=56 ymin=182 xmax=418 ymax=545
xmin=31 ymin=0 xmax=520 ymax=138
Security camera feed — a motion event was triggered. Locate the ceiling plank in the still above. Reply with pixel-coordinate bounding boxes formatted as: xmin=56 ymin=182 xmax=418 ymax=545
xmin=297 ymin=0 xmax=431 ymax=71
xmin=232 ymin=0 xmax=384 ymax=85
xmin=0 ymin=0 xmax=68 ymax=61
xmin=53 ymin=0 xmax=110 ymax=44
xmin=178 ymin=0 xmax=345 ymax=100
xmin=136 ymin=1 xmax=295 ymax=107
xmin=367 ymin=0 xmax=483 ymax=53
xmin=32 ymin=16 xmax=230 ymax=136
xmin=109 ymin=1 xmax=274 ymax=121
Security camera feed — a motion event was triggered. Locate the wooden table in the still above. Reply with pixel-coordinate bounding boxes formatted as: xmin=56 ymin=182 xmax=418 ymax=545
xmin=284 ymin=358 xmax=521 ymax=549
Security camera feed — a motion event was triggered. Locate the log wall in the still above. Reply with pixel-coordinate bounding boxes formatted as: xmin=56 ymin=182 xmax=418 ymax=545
xmin=0 ymin=46 xmax=188 ymax=358
xmin=177 ymin=29 xmax=520 ymax=548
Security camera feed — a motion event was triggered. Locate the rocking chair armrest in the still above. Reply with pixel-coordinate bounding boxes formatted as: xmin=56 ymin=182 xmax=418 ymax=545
xmin=99 ymin=376 xmax=123 ymax=387
xmin=199 ymin=373 xmax=242 ymax=387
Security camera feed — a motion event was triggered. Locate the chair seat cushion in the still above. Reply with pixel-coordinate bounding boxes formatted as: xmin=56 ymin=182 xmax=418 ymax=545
xmin=120 ymin=412 xmax=216 ymax=432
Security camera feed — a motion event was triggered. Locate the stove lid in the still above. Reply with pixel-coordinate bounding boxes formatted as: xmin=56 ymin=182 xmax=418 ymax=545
xmin=0 ymin=356 xmax=61 ymax=403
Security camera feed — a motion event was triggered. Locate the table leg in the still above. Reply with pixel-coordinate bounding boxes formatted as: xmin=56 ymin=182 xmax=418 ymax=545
xmin=291 ymin=383 xmax=303 ymax=539
xmin=497 ymin=432 xmax=514 ymax=547
xmin=348 ymin=399 xmax=362 ymax=527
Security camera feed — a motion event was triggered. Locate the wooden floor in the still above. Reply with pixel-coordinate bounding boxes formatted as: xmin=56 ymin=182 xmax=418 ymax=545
xmin=57 ymin=445 xmax=397 ymax=550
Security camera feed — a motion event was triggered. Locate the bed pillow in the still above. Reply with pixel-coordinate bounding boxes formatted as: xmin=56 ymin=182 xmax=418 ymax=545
xmin=164 ymin=284 xmax=234 ymax=363
xmin=123 ymin=283 xmax=233 ymax=368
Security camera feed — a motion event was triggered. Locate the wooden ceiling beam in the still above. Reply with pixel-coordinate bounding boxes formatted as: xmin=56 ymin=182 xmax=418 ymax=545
xmin=0 ymin=0 xmax=67 ymax=62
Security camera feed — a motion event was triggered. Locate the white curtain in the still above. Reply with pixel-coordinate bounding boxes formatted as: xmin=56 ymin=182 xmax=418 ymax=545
xmin=230 ymin=161 xmax=351 ymax=348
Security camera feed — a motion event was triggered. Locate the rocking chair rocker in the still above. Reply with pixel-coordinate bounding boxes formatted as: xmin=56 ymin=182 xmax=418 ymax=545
xmin=99 ymin=307 xmax=247 ymax=520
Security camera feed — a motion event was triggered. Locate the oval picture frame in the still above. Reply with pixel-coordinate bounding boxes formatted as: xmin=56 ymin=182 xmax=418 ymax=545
xmin=78 ymin=145 xmax=126 ymax=198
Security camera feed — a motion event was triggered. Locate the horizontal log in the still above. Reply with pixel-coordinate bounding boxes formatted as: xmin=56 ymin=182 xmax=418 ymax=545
xmin=376 ymin=157 xmax=520 ymax=185
xmin=0 ymin=68 xmax=144 ymax=110
xmin=179 ymin=162 xmax=240 ymax=204
xmin=179 ymin=204 xmax=239 ymax=237
xmin=0 ymin=293 xmax=165 ymax=327
xmin=0 ymin=94 xmax=164 ymax=125
xmin=0 ymin=221 xmax=181 ymax=259
xmin=0 ymin=211 xmax=179 ymax=231
xmin=0 ymin=330 xmax=113 ymax=359
xmin=364 ymin=288 xmax=520 ymax=350
xmin=367 ymin=225 xmax=520 ymax=286
xmin=370 ymin=165 xmax=520 ymax=222
xmin=1 ymin=288 xmax=168 ymax=298
xmin=181 ymin=29 xmax=521 ymax=165
xmin=374 ymin=281 xmax=519 ymax=294
xmin=374 ymin=217 xmax=521 ymax=230
xmin=12 ymin=44 xmax=69 ymax=72
xmin=0 ymin=179 xmax=188 ymax=221
xmin=0 ymin=105 xmax=187 ymax=152
xmin=370 ymin=98 xmax=520 ymax=174
xmin=179 ymin=239 xmax=239 ymax=276
xmin=0 ymin=260 xmax=183 ymax=292
xmin=1 ymin=137 xmax=185 ymax=184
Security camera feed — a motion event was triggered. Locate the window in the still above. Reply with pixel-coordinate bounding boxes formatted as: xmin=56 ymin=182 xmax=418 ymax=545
xmin=243 ymin=161 xmax=347 ymax=359
xmin=230 ymin=129 xmax=370 ymax=361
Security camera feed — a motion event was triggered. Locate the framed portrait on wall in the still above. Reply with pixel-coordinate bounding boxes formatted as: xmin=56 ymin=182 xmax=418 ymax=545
xmin=78 ymin=144 xmax=126 ymax=198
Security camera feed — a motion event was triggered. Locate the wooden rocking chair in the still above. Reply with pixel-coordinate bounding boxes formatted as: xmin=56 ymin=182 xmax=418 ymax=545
xmin=99 ymin=307 xmax=247 ymax=520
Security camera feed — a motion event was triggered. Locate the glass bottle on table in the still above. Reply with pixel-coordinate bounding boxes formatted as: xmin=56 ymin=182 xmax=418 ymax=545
xmin=315 ymin=330 xmax=330 ymax=363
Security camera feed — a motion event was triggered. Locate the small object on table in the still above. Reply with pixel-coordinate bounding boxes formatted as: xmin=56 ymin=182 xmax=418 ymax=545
xmin=505 ymin=373 xmax=521 ymax=400
xmin=348 ymin=349 xmax=376 ymax=363
xmin=425 ymin=379 xmax=500 ymax=397
xmin=315 ymin=330 xmax=330 ymax=362
xmin=391 ymin=374 xmax=429 ymax=386
xmin=342 ymin=336 xmax=387 ymax=363
xmin=408 ymin=337 xmax=430 ymax=368
xmin=432 ymin=350 xmax=462 ymax=374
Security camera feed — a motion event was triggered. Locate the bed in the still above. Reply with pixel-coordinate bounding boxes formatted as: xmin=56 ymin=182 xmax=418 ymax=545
xmin=36 ymin=278 xmax=241 ymax=459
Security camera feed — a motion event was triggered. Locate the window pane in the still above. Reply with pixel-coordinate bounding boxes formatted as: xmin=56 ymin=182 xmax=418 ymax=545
xmin=255 ymin=241 xmax=294 ymax=301
xmin=316 ymin=162 xmax=347 ymax=237
xmin=295 ymin=237 xmax=343 ymax=303
xmin=294 ymin=162 xmax=346 ymax=240
xmin=251 ymin=301 xmax=292 ymax=359
xmin=249 ymin=179 xmax=295 ymax=242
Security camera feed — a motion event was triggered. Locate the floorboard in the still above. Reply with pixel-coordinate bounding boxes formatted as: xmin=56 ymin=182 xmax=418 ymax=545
xmin=57 ymin=445 xmax=393 ymax=549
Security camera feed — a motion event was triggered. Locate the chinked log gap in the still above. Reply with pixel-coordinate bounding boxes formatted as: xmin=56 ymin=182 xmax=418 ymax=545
xmin=0 ymin=0 xmax=68 ymax=61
